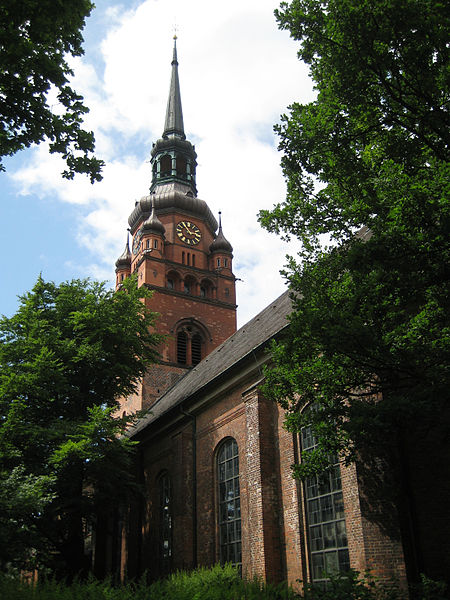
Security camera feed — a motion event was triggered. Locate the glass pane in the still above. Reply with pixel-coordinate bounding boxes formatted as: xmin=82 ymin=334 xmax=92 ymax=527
xmin=320 ymin=495 xmax=333 ymax=522
xmin=323 ymin=522 xmax=336 ymax=549
xmin=312 ymin=553 xmax=324 ymax=580
xmin=338 ymin=549 xmax=350 ymax=571
xmin=324 ymin=551 xmax=339 ymax=575
xmin=306 ymin=476 xmax=318 ymax=499
xmin=225 ymin=442 xmax=232 ymax=459
xmin=310 ymin=525 xmax=323 ymax=552
xmin=333 ymin=492 xmax=344 ymax=519
xmin=226 ymin=479 xmax=234 ymax=499
xmin=219 ymin=502 xmax=227 ymax=523
xmin=330 ymin=465 xmax=341 ymax=491
xmin=318 ymin=472 xmax=331 ymax=495
xmin=336 ymin=520 xmax=347 ymax=547
xmin=301 ymin=426 xmax=315 ymax=450
xmin=220 ymin=524 xmax=228 ymax=544
xmin=308 ymin=498 xmax=320 ymax=524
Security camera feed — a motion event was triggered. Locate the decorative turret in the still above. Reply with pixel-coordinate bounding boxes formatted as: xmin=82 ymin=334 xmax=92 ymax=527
xmin=141 ymin=198 xmax=165 ymax=259
xmin=115 ymin=234 xmax=131 ymax=287
xmin=150 ymin=36 xmax=197 ymax=197
xmin=209 ymin=212 xmax=233 ymax=272
xmin=142 ymin=198 xmax=165 ymax=236
xmin=210 ymin=212 xmax=233 ymax=254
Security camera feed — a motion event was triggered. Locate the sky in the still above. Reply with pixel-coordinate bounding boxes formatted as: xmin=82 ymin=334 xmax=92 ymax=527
xmin=0 ymin=0 xmax=314 ymax=327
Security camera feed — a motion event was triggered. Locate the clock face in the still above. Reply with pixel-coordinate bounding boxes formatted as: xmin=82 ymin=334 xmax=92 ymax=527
xmin=132 ymin=228 xmax=143 ymax=255
xmin=176 ymin=221 xmax=202 ymax=246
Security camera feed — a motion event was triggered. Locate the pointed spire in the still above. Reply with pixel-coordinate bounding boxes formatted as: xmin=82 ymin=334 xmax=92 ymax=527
xmin=210 ymin=211 xmax=233 ymax=253
xmin=115 ymin=233 xmax=131 ymax=269
xmin=163 ymin=36 xmax=185 ymax=140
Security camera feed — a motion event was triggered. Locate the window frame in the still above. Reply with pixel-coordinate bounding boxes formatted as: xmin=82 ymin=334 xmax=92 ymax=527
xmin=300 ymin=424 xmax=350 ymax=585
xmin=216 ymin=438 xmax=242 ymax=570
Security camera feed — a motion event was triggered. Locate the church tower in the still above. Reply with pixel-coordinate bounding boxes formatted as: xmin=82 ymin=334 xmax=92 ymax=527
xmin=115 ymin=37 xmax=237 ymax=412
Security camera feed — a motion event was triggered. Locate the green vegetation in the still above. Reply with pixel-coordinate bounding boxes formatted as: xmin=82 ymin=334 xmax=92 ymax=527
xmin=0 ymin=276 xmax=161 ymax=577
xmin=259 ymin=0 xmax=449 ymax=585
xmin=0 ymin=566 xmax=446 ymax=599
xmin=0 ymin=0 xmax=104 ymax=181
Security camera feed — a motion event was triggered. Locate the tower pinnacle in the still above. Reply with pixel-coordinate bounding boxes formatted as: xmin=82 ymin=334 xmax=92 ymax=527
xmin=150 ymin=38 xmax=197 ymax=196
xmin=163 ymin=36 xmax=185 ymax=140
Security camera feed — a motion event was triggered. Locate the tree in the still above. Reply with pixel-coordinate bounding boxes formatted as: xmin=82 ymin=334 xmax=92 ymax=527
xmin=0 ymin=0 xmax=104 ymax=182
xmin=259 ymin=0 xmax=450 ymax=581
xmin=0 ymin=276 xmax=162 ymax=577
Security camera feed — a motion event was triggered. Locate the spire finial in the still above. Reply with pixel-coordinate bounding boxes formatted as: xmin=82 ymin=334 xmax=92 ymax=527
xmin=172 ymin=32 xmax=178 ymax=65
xmin=218 ymin=211 xmax=222 ymax=229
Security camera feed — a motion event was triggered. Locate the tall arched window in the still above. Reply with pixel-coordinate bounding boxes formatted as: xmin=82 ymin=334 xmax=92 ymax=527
xmin=300 ymin=425 xmax=350 ymax=584
xmin=158 ymin=472 xmax=172 ymax=574
xmin=217 ymin=438 xmax=241 ymax=569
xmin=177 ymin=331 xmax=187 ymax=364
xmin=191 ymin=334 xmax=202 ymax=365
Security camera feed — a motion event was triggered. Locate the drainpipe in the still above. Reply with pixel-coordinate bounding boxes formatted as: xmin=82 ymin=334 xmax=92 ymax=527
xmin=180 ymin=405 xmax=197 ymax=568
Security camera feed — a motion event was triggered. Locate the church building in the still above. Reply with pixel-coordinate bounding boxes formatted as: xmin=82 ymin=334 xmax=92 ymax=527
xmin=96 ymin=39 xmax=447 ymax=592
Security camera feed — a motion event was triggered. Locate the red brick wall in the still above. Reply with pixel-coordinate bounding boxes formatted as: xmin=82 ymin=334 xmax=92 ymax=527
xmin=115 ymin=361 xmax=418 ymax=591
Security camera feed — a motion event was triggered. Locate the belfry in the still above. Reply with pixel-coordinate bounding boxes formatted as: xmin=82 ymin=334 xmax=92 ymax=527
xmin=115 ymin=38 xmax=237 ymax=413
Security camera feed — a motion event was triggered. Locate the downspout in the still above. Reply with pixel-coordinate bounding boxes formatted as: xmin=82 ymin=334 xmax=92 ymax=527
xmin=180 ymin=405 xmax=198 ymax=568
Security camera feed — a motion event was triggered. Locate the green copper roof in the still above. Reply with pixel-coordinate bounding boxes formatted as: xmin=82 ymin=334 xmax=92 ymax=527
xmin=163 ymin=37 xmax=185 ymax=140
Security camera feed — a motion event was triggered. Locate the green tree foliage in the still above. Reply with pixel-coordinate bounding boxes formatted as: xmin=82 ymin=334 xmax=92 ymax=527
xmin=259 ymin=0 xmax=449 ymax=577
xmin=0 ymin=276 xmax=162 ymax=576
xmin=0 ymin=0 xmax=104 ymax=182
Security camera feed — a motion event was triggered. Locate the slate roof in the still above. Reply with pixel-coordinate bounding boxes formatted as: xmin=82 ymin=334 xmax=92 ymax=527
xmin=130 ymin=289 xmax=292 ymax=437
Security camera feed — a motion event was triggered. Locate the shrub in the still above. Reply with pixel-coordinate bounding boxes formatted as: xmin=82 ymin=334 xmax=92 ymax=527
xmin=0 ymin=566 xmax=446 ymax=600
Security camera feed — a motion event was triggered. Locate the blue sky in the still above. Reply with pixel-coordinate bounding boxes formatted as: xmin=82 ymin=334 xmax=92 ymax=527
xmin=1 ymin=0 xmax=314 ymax=326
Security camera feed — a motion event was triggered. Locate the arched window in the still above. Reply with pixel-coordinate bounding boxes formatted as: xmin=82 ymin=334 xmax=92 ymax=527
xmin=191 ymin=334 xmax=202 ymax=365
xmin=158 ymin=472 xmax=172 ymax=574
xmin=217 ymin=438 xmax=241 ymax=569
xmin=300 ymin=425 xmax=350 ymax=584
xmin=177 ymin=331 xmax=187 ymax=364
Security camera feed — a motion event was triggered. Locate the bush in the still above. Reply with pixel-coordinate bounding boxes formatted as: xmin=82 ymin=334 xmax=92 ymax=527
xmin=0 ymin=566 xmax=447 ymax=600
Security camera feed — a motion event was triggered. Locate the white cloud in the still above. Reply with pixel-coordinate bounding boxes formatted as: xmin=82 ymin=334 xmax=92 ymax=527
xmin=8 ymin=0 xmax=313 ymax=327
